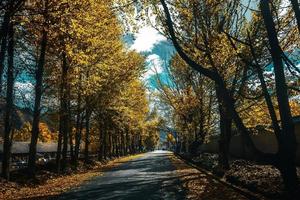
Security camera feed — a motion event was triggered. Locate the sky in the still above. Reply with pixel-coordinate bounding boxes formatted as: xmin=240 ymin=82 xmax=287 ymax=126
xmin=130 ymin=26 xmax=166 ymax=53
xmin=126 ymin=26 xmax=175 ymax=90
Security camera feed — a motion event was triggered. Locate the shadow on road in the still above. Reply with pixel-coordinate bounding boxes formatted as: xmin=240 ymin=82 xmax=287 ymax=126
xmin=52 ymin=152 xmax=188 ymax=200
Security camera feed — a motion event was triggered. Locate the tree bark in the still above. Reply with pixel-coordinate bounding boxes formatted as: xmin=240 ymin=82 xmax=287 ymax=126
xmin=69 ymin=129 xmax=74 ymax=162
xmin=103 ymin=128 xmax=108 ymax=159
xmin=1 ymin=23 xmax=14 ymax=180
xmin=98 ymin=122 xmax=103 ymax=161
xmin=60 ymin=50 xmax=70 ymax=172
xmin=121 ymin=132 xmax=125 ymax=156
xmin=126 ymin=130 xmax=131 ymax=154
xmin=290 ymin=0 xmax=300 ymax=33
xmin=0 ymin=0 xmax=24 ymax=95
xmin=84 ymin=109 xmax=91 ymax=163
xmin=216 ymin=85 xmax=232 ymax=170
xmin=28 ymin=26 xmax=48 ymax=177
xmin=109 ymin=132 xmax=113 ymax=158
xmin=0 ymin=12 xmax=10 ymax=94
xmin=116 ymin=134 xmax=120 ymax=156
xmin=260 ymin=0 xmax=298 ymax=192
xmin=246 ymin=35 xmax=283 ymax=142
xmin=74 ymin=75 xmax=82 ymax=167
xmin=56 ymin=124 xmax=63 ymax=173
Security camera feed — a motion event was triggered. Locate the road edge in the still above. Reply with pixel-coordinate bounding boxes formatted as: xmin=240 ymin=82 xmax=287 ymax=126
xmin=172 ymin=153 xmax=268 ymax=200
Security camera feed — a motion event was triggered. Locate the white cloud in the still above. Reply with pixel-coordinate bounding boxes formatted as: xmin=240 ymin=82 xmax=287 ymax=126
xmin=131 ymin=26 xmax=166 ymax=53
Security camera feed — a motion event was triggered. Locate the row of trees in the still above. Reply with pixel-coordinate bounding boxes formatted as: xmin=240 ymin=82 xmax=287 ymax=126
xmin=0 ymin=0 xmax=160 ymax=180
xmin=156 ymin=54 xmax=216 ymax=155
xmin=161 ymin=0 xmax=300 ymax=193
xmin=118 ymin=0 xmax=300 ymax=193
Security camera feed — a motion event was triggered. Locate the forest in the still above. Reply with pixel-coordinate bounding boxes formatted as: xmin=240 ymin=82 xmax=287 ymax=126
xmin=0 ymin=0 xmax=300 ymax=200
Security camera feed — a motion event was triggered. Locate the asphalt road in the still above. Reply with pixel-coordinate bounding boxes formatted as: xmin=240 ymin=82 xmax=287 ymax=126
xmin=57 ymin=151 xmax=186 ymax=200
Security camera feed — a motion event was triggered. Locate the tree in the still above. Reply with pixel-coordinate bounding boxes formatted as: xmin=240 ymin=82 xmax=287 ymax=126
xmin=28 ymin=0 xmax=50 ymax=177
xmin=0 ymin=0 xmax=24 ymax=94
xmin=156 ymin=54 xmax=216 ymax=155
xmin=153 ymin=0 xmax=299 ymax=191
xmin=260 ymin=0 xmax=298 ymax=191
xmin=2 ymin=21 xmax=15 ymax=180
xmin=290 ymin=0 xmax=300 ymax=33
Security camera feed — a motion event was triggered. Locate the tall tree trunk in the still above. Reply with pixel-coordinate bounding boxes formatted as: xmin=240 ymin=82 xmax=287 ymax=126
xmin=60 ymin=50 xmax=69 ymax=172
xmin=56 ymin=51 xmax=66 ymax=173
xmin=1 ymin=23 xmax=14 ymax=180
xmin=126 ymin=130 xmax=131 ymax=154
xmin=112 ymin=134 xmax=115 ymax=157
xmin=84 ymin=109 xmax=91 ymax=163
xmin=216 ymin=86 xmax=232 ymax=170
xmin=69 ymin=129 xmax=74 ymax=162
xmin=103 ymin=129 xmax=108 ymax=159
xmin=116 ymin=134 xmax=120 ymax=156
xmin=74 ymin=76 xmax=82 ymax=167
xmin=290 ymin=0 xmax=300 ymax=33
xmin=0 ymin=0 xmax=24 ymax=95
xmin=109 ymin=132 xmax=113 ymax=158
xmin=0 ymin=11 xmax=9 ymax=47
xmin=67 ymin=82 xmax=73 ymax=161
xmin=98 ymin=122 xmax=103 ymax=161
xmin=197 ymin=84 xmax=205 ymax=142
xmin=132 ymin=134 xmax=135 ymax=153
xmin=56 ymin=124 xmax=63 ymax=173
xmin=139 ymin=135 xmax=142 ymax=153
xmin=28 ymin=27 xmax=48 ymax=177
xmin=260 ymin=0 xmax=298 ymax=192
xmin=247 ymin=37 xmax=282 ymax=142
xmin=0 ymin=12 xmax=10 ymax=94
xmin=73 ymin=115 xmax=81 ymax=166
xmin=121 ymin=132 xmax=125 ymax=156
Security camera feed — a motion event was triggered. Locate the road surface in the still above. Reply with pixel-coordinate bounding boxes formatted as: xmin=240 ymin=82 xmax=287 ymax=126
xmin=57 ymin=151 xmax=186 ymax=200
